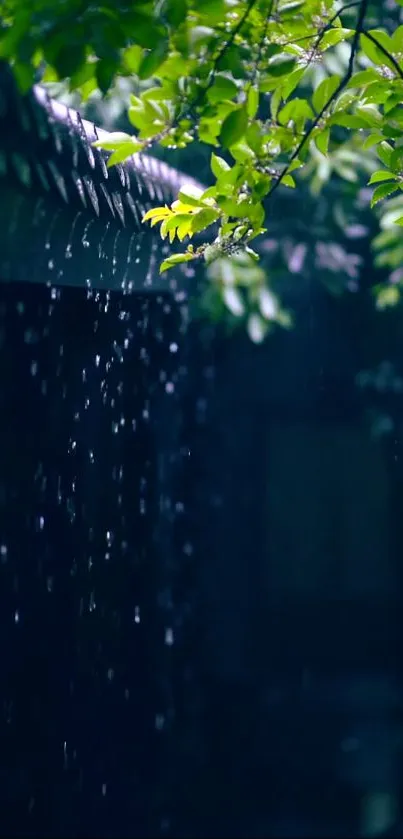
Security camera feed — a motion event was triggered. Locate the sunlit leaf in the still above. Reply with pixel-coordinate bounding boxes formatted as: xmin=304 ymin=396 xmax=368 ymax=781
xmin=371 ymin=182 xmax=400 ymax=207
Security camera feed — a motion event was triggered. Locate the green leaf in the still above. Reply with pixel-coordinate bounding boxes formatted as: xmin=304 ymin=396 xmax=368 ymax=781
xmin=330 ymin=114 xmax=371 ymax=129
xmin=390 ymin=147 xmax=403 ymax=172
xmin=281 ymin=68 xmax=305 ymax=100
xmin=368 ymin=170 xmax=398 ymax=185
xmin=270 ymin=87 xmax=283 ymax=120
xmin=107 ymin=143 xmax=143 ymax=166
xmin=278 ymin=98 xmax=313 ymax=125
xmin=162 ymin=0 xmax=188 ymax=26
xmin=165 ymin=213 xmax=193 ymax=231
xmin=346 ymin=68 xmax=380 ymax=88
xmin=160 ymin=253 xmax=195 ymax=273
xmin=247 ymin=86 xmax=259 ymax=119
xmin=138 ymin=40 xmax=169 ymax=79
xmin=211 ymin=153 xmax=230 ymax=178
xmin=360 ymin=32 xmax=394 ymax=68
xmin=128 ymin=12 xmax=166 ymax=48
xmin=267 ymin=56 xmax=297 ymax=77
xmin=362 ymin=133 xmax=384 ymax=150
xmin=281 ymin=174 xmax=296 ymax=188
xmin=127 ymin=105 xmax=149 ymax=130
xmin=122 ymin=45 xmax=143 ymax=74
xmin=219 ymin=107 xmax=248 ymax=149
xmin=371 ymin=182 xmax=400 ymax=208
xmin=96 ymin=57 xmax=117 ymax=94
xmin=315 ymin=129 xmax=330 ymax=156
xmin=191 ymin=207 xmax=220 ymax=233
xmin=178 ymin=185 xmax=205 ymax=206
xmin=377 ymin=142 xmax=394 ymax=167
xmin=394 ymin=216 xmax=403 ymax=226
xmin=312 ymin=75 xmax=341 ymax=114
xmin=320 ymin=28 xmax=353 ymax=50
xmin=93 ymin=132 xmax=133 ymax=151
xmin=207 ymin=74 xmax=238 ymax=104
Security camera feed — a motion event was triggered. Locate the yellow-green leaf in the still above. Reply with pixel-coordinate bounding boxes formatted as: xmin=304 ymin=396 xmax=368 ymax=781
xmin=142 ymin=206 xmax=171 ymax=222
xmin=211 ymin=153 xmax=230 ymax=178
xmin=368 ymin=170 xmax=398 ymax=185
xmin=160 ymin=253 xmax=195 ymax=273
xmin=247 ymin=86 xmax=259 ymax=119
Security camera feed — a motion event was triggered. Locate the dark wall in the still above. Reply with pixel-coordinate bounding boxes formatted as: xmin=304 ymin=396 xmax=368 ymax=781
xmin=0 ymin=281 xmax=189 ymax=837
xmin=179 ymin=283 xmax=403 ymax=836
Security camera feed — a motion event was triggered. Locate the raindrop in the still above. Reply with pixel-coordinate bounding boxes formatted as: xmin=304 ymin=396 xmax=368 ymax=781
xmin=46 ymin=576 xmax=53 ymax=593
xmin=107 ymin=668 xmax=114 ymax=681
xmin=102 ymin=783 xmax=107 ymax=797
xmin=64 ymin=211 xmax=83 ymax=260
xmin=165 ymin=382 xmax=175 ymax=394
xmin=165 ymin=628 xmax=174 ymax=646
xmin=14 ymin=610 xmax=20 ymax=624
xmin=1 ymin=544 xmax=8 ymax=563
xmin=44 ymin=208 xmax=62 ymax=250
xmin=155 ymin=714 xmax=165 ymax=731
xmin=134 ymin=606 xmax=140 ymax=624
xmin=169 ymin=342 xmax=178 ymax=353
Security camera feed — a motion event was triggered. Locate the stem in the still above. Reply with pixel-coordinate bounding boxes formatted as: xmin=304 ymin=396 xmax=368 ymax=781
xmin=267 ymin=0 xmax=370 ymax=200
xmin=362 ymin=30 xmax=403 ymax=79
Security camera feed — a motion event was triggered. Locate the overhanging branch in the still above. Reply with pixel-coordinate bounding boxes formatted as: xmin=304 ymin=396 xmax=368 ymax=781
xmin=266 ymin=0 xmax=370 ymax=200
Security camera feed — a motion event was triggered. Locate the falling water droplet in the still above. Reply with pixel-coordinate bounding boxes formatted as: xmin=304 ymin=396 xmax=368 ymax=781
xmin=165 ymin=628 xmax=174 ymax=646
xmin=155 ymin=714 xmax=165 ymax=731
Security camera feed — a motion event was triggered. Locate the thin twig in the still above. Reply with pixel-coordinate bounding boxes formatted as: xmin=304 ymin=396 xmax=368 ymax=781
xmin=362 ymin=29 xmax=403 ymax=79
xmin=267 ymin=0 xmax=370 ymax=200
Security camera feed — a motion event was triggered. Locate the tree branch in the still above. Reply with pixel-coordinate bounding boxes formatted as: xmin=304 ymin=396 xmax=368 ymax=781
xmin=192 ymin=0 xmax=259 ymax=109
xmin=362 ymin=30 xmax=403 ymax=79
xmin=267 ymin=0 xmax=370 ymax=200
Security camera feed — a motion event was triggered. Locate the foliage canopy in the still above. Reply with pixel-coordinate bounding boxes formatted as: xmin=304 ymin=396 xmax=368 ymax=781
xmin=2 ymin=0 xmax=403 ymax=339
